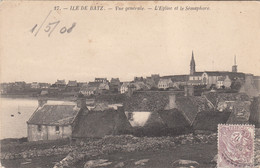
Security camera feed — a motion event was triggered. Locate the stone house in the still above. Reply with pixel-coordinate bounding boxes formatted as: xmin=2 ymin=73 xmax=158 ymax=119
xmin=80 ymin=82 xmax=109 ymax=96
xmin=31 ymin=82 xmax=40 ymax=89
xmin=67 ymin=80 xmax=78 ymax=87
xmin=80 ymin=86 xmax=97 ymax=96
xmin=109 ymin=78 xmax=121 ymax=93
xmin=94 ymin=78 xmax=108 ymax=83
xmin=27 ymin=98 xmax=87 ymax=141
xmin=158 ymin=78 xmax=173 ymax=90
xmin=55 ymin=80 xmax=66 ymax=87
xmin=120 ymin=82 xmax=130 ymax=94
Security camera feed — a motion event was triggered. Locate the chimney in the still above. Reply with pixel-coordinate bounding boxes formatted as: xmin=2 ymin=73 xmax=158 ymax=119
xmin=38 ymin=98 xmax=47 ymax=107
xmin=77 ymin=97 xmax=86 ymax=109
xmin=184 ymin=85 xmax=194 ymax=96
xmin=165 ymin=92 xmax=177 ymax=110
xmin=127 ymin=86 xmax=134 ymax=97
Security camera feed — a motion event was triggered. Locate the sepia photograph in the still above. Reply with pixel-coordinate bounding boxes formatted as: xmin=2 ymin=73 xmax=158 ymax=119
xmin=0 ymin=1 xmax=259 ymax=168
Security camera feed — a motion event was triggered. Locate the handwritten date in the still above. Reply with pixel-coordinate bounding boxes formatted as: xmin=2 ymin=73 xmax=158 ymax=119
xmin=31 ymin=10 xmax=76 ymax=37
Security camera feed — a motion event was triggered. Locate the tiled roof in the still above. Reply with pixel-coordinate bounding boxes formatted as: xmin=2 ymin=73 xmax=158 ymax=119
xmin=27 ymin=104 xmax=80 ymax=125
xmin=162 ymin=75 xmax=189 ymax=82
xmin=123 ymin=91 xmax=205 ymax=123
xmin=192 ymin=71 xmax=245 ymax=80
xmin=88 ymin=82 xmax=101 ymax=87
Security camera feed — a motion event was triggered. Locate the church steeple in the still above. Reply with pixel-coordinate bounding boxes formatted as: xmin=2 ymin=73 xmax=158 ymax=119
xmin=232 ymin=55 xmax=238 ymax=73
xmin=190 ymin=51 xmax=196 ymax=75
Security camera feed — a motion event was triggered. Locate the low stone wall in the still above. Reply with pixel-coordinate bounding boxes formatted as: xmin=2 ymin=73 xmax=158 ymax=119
xmin=0 ymin=145 xmax=76 ymax=160
xmin=54 ymin=134 xmax=217 ymax=168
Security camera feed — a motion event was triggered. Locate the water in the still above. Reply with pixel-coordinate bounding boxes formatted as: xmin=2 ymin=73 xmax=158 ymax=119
xmin=0 ymin=98 xmax=69 ymax=139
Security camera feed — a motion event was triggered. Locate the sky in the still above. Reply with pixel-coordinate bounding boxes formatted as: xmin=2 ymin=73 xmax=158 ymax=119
xmin=0 ymin=1 xmax=260 ymax=83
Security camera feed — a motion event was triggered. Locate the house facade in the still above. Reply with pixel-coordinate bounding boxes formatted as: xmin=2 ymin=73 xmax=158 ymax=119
xmin=109 ymin=78 xmax=121 ymax=93
xmin=67 ymin=80 xmax=78 ymax=87
xmin=27 ymin=99 xmax=86 ymax=141
xmin=120 ymin=82 xmax=130 ymax=94
xmin=158 ymin=78 xmax=173 ymax=90
xmin=31 ymin=82 xmax=40 ymax=89
xmin=95 ymin=78 xmax=108 ymax=83
xmin=55 ymin=80 xmax=66 ymax=87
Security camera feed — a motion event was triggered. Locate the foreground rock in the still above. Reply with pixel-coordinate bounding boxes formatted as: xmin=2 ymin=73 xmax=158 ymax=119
xmin=84 ymin=159 xmax=112 ymax=168
xmin=172 ymin=159 xmax=199 ymax=168
xmin=134 ymin=159 xmax=149 ymax=166
xmin=114 ymin=162 xmax=124 ymax=168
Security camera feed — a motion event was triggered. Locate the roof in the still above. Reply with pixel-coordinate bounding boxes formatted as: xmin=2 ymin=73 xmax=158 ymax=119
xmin=123 ymin=91 xmax=205 ymax=123
xmin=81 ymin=86 xmax=97 ymax=92
xmin=27 ymin=104 xmax=80 ymax=125
xmin=72 ymin=107 xmax=131 ymax=138
xmin=158 ymin=109 xmax=190 ymax=128
xmin=68 ymin=80 xmax=77 ymax=86
xmin=192 ymin=71 xmax=245 ymax=80
xmin=56 ymin=80 xmax=66 ymax=85
xmin=161 ymin=75 xmax=189 ymax=82
xmin=192 ymin=110 xmax=231 ymax=131
xmin=203 ymin=92 xmax=250 ymax=105
xmin=88 ymin=82 xmax=101 ymax=87
xmin=121 ymin=82 xmax=130 ymax=88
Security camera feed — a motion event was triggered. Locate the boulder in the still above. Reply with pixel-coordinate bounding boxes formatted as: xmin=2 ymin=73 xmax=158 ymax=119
xmin=172 ymin=159 xmax=199 ymax=167
xmin=84 ymin=159 xmax=112 ymax=168
xmin=134 ymin=159 xmax=149 ymax=166
xmin=114 ymin=162 xmax=124 ymax=168
xmin=211 ymin=154 xmax=218 ymax=163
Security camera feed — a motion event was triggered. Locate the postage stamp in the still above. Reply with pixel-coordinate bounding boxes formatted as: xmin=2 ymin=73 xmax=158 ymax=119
xmin=218 ymin=124 xmax=255 ymax=168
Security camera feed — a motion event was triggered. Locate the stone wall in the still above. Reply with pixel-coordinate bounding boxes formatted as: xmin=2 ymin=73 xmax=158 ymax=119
xmin=28 ymin=124 xmax=72 ymax=141
xmin=28 ymin=124 xmax=48 ymax=141
xmin=0 ymin=145 xmax=75 ymax=160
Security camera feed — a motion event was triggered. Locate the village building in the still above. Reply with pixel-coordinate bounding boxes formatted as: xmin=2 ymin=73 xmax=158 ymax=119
xmin=145 ymin=77 xmax=157 ymax=89
xmin=109 ymin=78 xmax=121 ymax=93
xmin=253 ymin=76 xmax=260 ymax=93
xmin=27 ymin=98 xmax=87 ymax=141
xmin=239 ymin=74 xmax=259 ymax=97
xmin=39 ymin=83 xmax=50 ymax=89
xmin=67 ymin=80 xmax=78 ymax=87
xmin=94 ymin=78 xmax=108 ymax=83
xmin=80 ymin=81 xmax=109 ymax=96
xmin=120 ymin=82 xmax=130 ymax=94
xmin=123 ymin=90 xmax=224 ymax=135
xmin=134 ymin=76 xmax=144 ymax=82
xmin=31 ymin=82 xmax=40 ymax=89
xmin=55 ymin=80 xmax=66 ymax=87
xmin=80 ymin=86 xmax=98 ymax=96
xmin=158 ymin=78 xmax=173 ymax=90
xmin=72 ymin=105 xmax=131 ymax=139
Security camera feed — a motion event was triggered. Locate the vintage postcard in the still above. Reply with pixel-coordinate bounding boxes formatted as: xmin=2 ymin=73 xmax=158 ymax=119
xmin=0 ymin=1 xmax=260 ymax=168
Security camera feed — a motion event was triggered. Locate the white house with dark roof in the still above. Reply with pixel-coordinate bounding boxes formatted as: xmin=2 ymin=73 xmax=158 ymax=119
xmin=27 ymin=98 xmax=87 ymax=141
xmin=158 ymin=78 xmax=173 ymax=90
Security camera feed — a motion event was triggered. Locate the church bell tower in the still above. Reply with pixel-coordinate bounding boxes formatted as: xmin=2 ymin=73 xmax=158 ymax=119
xmin=232 ymin=55 xmax=238 ymax=73
xmin=190 ymin=51 xmax=196 ymax=75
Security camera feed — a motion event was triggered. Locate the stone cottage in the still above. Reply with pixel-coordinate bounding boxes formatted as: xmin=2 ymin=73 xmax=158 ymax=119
xmin=27 ymin=98 xmax=87 ymax=141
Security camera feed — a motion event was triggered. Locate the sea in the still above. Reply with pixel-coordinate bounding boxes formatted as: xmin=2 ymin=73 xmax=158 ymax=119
xmin=0 ymin=98 xmax=69 ymax=140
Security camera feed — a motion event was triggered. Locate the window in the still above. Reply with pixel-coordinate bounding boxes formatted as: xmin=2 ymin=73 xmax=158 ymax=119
xmin=37 ymin=125 xmax=42 ymax=132
xmin=55 ymin=126 xmax=60 ymax=132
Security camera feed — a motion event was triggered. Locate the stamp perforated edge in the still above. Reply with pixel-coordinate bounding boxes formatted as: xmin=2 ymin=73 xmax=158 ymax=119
xmin=217 ymin=124 xmax=255 ymax=168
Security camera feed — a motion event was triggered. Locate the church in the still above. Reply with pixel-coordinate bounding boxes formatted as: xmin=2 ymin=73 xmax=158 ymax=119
xmin=188 ymin=51 xmax=245 ymax=88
